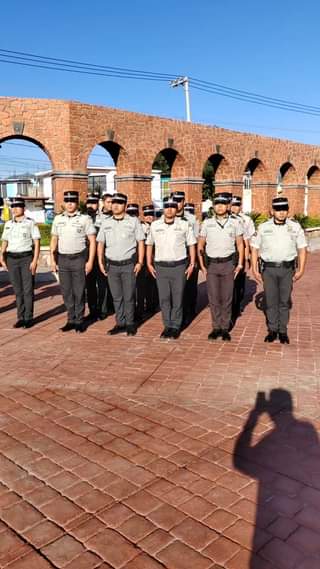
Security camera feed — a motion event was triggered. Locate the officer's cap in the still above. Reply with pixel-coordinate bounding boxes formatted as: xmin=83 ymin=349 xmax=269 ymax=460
xmin=184 ymin=202 xmax=195 ymax=214
xmin=220 ymin=192 xmax=233 ymax=203
xmin=143 ymin=204 xmax=155 ymax=216
xmin=86 ymin=194 xmax=99 ymax=205
xmin=172 ymin=191 xmax=185 ymax=202
xmin=213 ymin=193 xmax=230 ymax=205
xmin=231 ymin=196 xmax=242 ymax=206
xmin=112 ymin=193 xmax=127 ymax=204
xmin=126 ymin=203 xmax=139 ymax=215
xmin=10 ymin=196 xmax=25 ymax=208
xmin=163 ymin=196 xmax=178 ymax=209
xmin=64 ymin=191 xmax=79 ymax=203
xmin=272 ymin=196 xmax=289 ymax=211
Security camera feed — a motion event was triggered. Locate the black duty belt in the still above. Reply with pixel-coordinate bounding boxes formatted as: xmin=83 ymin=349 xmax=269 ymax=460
xmin=208 ymin=254 xmax=234 ymax=264
xmin=106 ymin=255 xmax=135 ymax=266
xmin=6 ymin=251 xmax=32 ymax=259
xmin=58 ymin=249 xmax=86 ymax=260
xmin=155 ymin=258 xmax=187 ymax=268
xmin=262 ymin=260 xmax=295 ymax=269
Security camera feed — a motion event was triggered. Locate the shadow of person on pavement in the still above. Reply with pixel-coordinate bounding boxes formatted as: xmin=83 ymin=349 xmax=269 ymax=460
xmin=233 ymin=389 xmax=320 ymax=568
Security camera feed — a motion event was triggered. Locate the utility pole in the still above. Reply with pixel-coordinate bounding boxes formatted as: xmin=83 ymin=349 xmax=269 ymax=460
xmin=170 ymin=76 xmax=191 ymax=122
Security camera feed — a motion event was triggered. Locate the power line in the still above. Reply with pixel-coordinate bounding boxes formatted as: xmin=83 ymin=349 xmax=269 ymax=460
xmin=2 ymin=47 xmax=320 ymax=117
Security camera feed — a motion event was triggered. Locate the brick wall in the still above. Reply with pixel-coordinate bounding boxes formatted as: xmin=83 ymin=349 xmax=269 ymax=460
xmin=1 ymin=97 xmax=320 ymax=216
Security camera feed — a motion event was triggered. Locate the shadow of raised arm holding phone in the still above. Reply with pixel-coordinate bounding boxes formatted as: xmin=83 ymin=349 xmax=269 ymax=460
xmin=233 ymin=389 xmax=320 ymax=568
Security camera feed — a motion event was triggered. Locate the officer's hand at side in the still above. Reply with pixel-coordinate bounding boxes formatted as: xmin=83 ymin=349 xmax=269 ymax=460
xmin=134 ymin=262 xmax=142 ymax=275
xmin=29 ymin=261 xmax=38 ymax=275
xmin=98 ymin=261 xmax=107 ymax=276
xmin=293 ymin=270 xmax=304 ymax=282
xmin=200 ymin=266 xmax=207 ymax=278
xmin=147 ymin=264 xmax=157 ymax=279
xmin=233 ymin=265 xmax=243 ymax=279
xmin=0 ymin=256 xmax=8 ymax=271
xmin=252 ymin=269 xmax=262 ymax=284
xmin=51 ymin=260 xmax=58 ymax=273
xmin=85 ymin=261 xmax=93 ymax=275
xmin=185 ymin=264 xmax=194 ymax=280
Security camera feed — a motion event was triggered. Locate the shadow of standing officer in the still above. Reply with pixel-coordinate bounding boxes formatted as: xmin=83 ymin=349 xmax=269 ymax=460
xmin=233 ymin=389 xmax=320 ymax=568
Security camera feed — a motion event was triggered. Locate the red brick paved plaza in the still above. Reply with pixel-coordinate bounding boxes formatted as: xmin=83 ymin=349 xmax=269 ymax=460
xmin=0 ymin=254 xmax=319 ymax=568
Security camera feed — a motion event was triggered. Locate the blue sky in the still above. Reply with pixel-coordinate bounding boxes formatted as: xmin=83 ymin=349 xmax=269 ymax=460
xmin=1 ymin=0 xmax=320 ymax=174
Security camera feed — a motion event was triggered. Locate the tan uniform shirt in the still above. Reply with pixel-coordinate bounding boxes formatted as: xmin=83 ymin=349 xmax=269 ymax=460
xmin=51 ymin=211 xmax=95 ymax=254
xmin=250 ymin=218 xmax=307 ymax=262
xmin=97 ymin=214 xmax=145 ymax=261
xmin=2 ymin=217 xmax=41 ymax=253
xmin=200 ymin=215 xmax=243 ymax=258
xmin=146 ymin=216 xmax=196 ymax=262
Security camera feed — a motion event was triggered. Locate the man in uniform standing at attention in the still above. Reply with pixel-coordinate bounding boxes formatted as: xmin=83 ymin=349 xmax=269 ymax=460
xmin=0 ymin=196 xmax=41 ymax=328
xmin=50 ymin=190 xmax=96 ymax=333
xmin=230 ymin=195 xmax=256 ymax=321
xmin=95 ymin=192 xmax=114 ymax=319
xmin=198 ymin=193 xmax=244 ymax=341
xmin=136 ymin=204 xmax=158 ymax=319
xmin=97 ymin=192 xmax=145 ymax=337
xmin=251 ymin=196 xmax=307 ymax=344
xmin=172 ymin=191 xmax=200 ymax=325
xmin=146 ymin=196 xmax=196 ymax=339
xmin=85 ymin=193 xmax=103 ymax=321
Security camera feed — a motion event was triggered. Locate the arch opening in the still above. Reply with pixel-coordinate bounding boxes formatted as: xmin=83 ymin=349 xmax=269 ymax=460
xmin=152 ymin=148 xmax=178 ymax=205
xmin=0 ymin=136 xmax=53 ymax=222
xmin=87 ymin=141 xmax=122 ymax=196
xmin=202 ymin=153 xmax=226 ymax=200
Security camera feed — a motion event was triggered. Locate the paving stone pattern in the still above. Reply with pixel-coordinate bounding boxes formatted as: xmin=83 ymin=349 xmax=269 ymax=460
xmin=0 ymin=255 xmax=320 ymax=568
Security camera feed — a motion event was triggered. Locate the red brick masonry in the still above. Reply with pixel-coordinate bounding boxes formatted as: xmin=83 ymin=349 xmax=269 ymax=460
xmin=1 ymin=96 xmax=320 ymax=215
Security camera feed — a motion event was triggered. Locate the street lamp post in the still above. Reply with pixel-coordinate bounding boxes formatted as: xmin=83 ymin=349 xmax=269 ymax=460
xmin=170 ymin=76 xmax=191 ymax=122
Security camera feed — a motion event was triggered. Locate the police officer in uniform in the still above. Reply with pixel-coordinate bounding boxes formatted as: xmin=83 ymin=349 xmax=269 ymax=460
xmin=251 ymin=196 xmax=307 ymax=344
xmin=146 ymin=196 xmax=196 ymax=339
xmin=97 ymin=192 xmax=145 ymax=336
xmin=85 ymin=193 xmax=103 ymax=321
xmin=95 ymin=193 xmax=114 ymax=319
xmin=0 ymin=196 xmax=41 ymax=328
xmin=136 ymin=204 xmax=158 ymax=319
xmin=198 ymin=193 xmax=244 ymax=341
xmin=126 ymin=203 xmax=139 ymax=217
xmin=50 ymin=190 xmax=96 ymax=333
xmin=230 ymin=195 xmax=256 ymax=320
xmin=172 ymin=191 xmax=200 ymax=325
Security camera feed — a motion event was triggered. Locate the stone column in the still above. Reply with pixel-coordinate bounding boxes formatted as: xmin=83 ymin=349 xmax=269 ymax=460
xmin=252 ymin=182 xmax=275 ymax=214
xmin=280 ymin=184 xmax=305 ymax=215
xmin=169 ymin=177 xmax=203 ymax=217
xmin=114 ymin=175 xmax=153 ymax=210
xmin=52 ymin=172 xmax=88 ymax=212
xmin=306 ymin=185 xmax=320 ymax=216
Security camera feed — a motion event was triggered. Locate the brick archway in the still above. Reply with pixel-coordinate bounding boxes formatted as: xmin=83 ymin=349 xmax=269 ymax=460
xmin=307 ymin=165 xmax=320 ymax=215
xmin=0 ymin=134 xmax=54 ymax=166
xmin=2 ymin=97 xmax=320 ymax=216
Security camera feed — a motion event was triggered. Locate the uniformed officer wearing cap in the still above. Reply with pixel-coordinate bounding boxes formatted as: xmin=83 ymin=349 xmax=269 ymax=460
xmin=85 ymin=193 xmax=106 ymax=321
xmin=95 ymin=192 xmax=114 ymax=318
xmin=136 ymin=204 xmax=159 ymax=319
xmin=172 ymin=191 xmax=200 ymax=325
xmin=126 ymin=203 xmax=139 ymax=217
xmin=97 ymin=192 xmax=145 ymax=336
xmin=251 ymin=196 xmax=307 ymax=344
xmin=198 ymin=192 xmax=244 ymax=341
xmin=146 ymin=196 xmax=196 ymax=339
xmin=0 ymin=196 xmax=41 ymax=328
xmin=230 ymin=195 xmax=256 ymax=321
xmin=50 ymin=190 xmax=96 ymax=333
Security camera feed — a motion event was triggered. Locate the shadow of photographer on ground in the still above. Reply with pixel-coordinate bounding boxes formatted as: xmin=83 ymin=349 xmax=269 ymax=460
xmin=233 ymin=389 xmax=320 ymax=568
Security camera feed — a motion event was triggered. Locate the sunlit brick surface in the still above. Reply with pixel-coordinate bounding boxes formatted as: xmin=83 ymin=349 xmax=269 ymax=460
xmin=0 ymin=255 xmax=319 ymax=568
